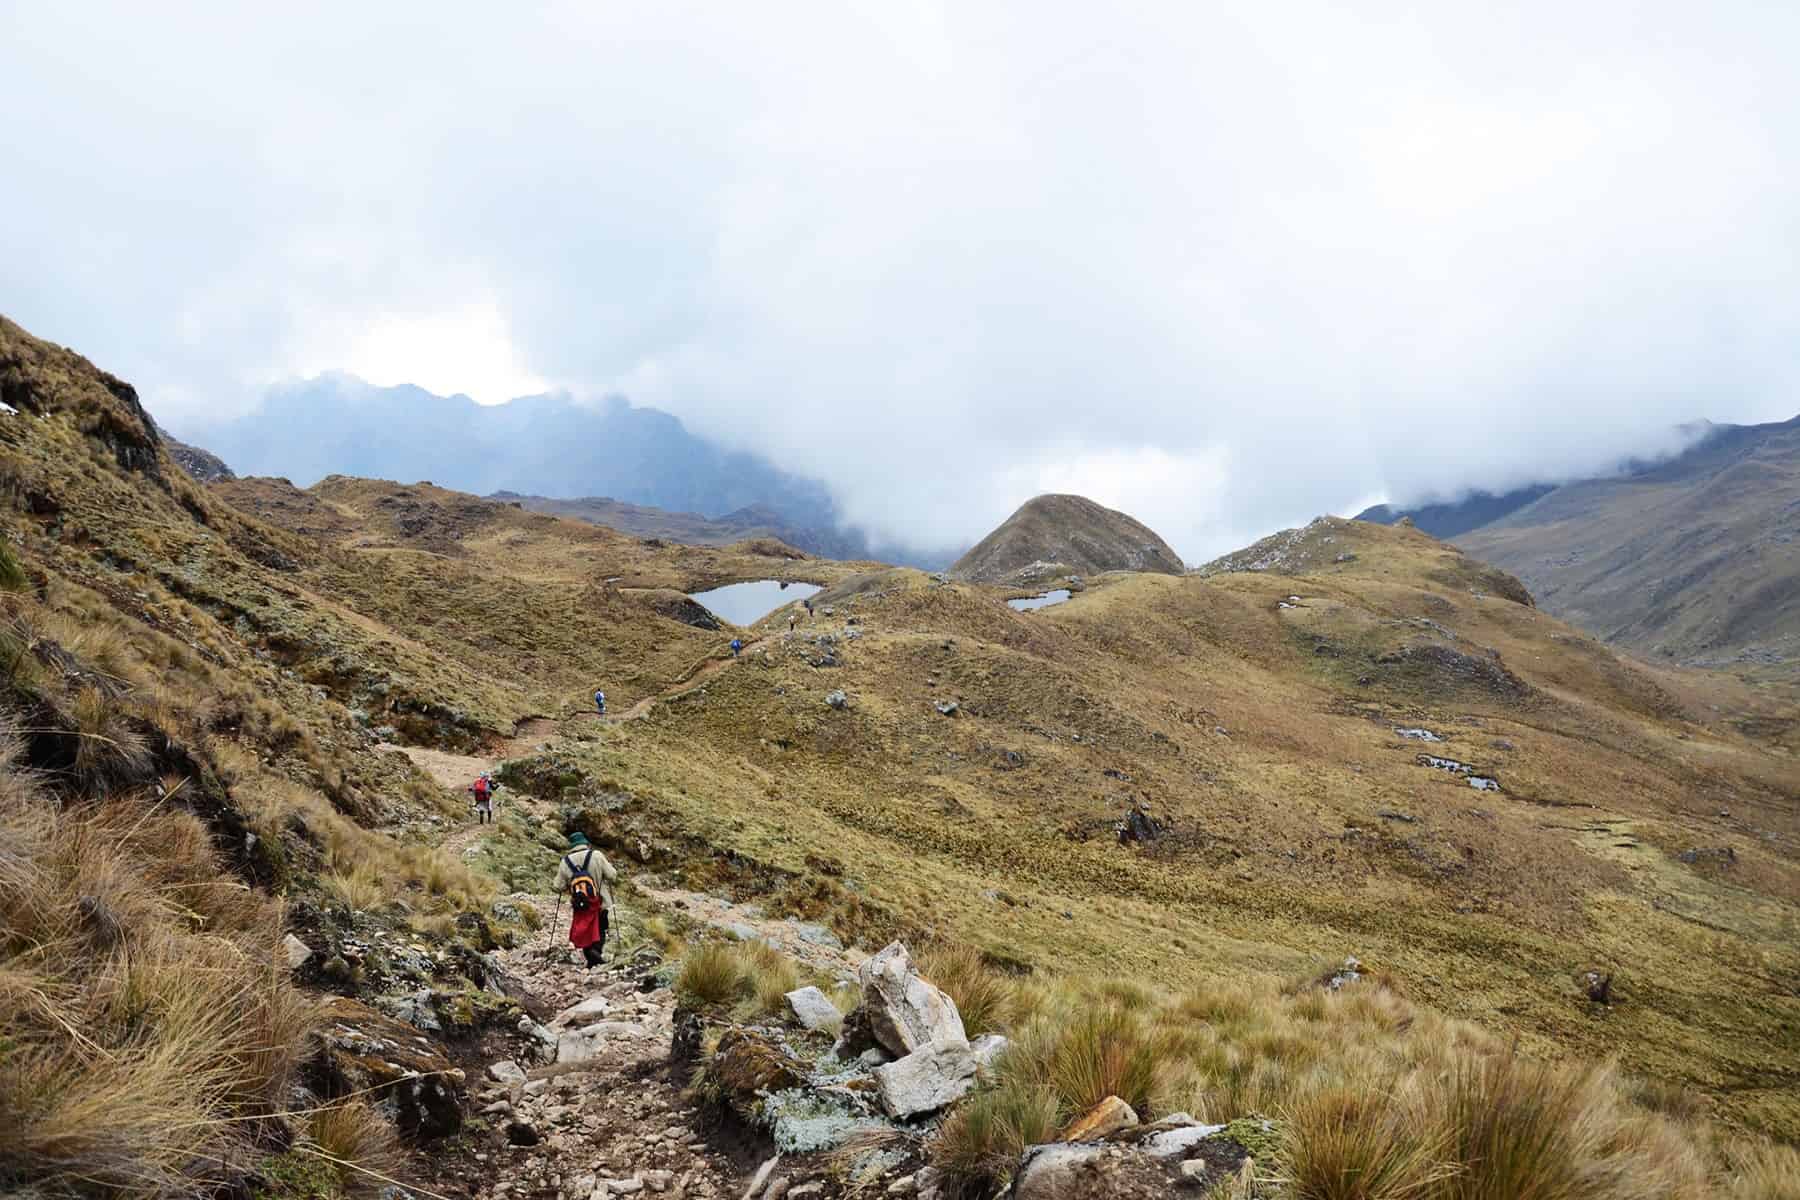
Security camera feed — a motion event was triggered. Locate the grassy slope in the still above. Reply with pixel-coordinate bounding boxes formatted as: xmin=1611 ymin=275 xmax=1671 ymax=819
xmin=555 ymin=520 xmax=1799 ymax=1136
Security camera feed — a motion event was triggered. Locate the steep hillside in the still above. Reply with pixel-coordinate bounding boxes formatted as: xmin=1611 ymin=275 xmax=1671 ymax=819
xmin=950 ymin=493 xmax=1185 ymax=585
xmin=1361 ymin=416 xmax=1800 ymax=683
xmin=7 ymin=311 xmax=1800 ymax=1198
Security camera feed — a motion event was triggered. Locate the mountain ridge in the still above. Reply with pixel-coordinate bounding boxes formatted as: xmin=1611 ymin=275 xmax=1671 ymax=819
xmin=1359 ymin=414 xmax=1800 ymax=681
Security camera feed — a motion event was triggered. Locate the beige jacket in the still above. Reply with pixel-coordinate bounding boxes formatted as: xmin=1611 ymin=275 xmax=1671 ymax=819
xmin=555 ymin=845 xmax=618 ymax=911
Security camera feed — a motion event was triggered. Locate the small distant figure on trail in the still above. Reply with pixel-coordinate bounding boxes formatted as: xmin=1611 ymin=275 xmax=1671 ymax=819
xmin=556 ymin=832 xmax=617 ymax=968
xmin=594 ymin=689 xmax=606 ymax=716
xmin=788 ymin=611 xmax=798 ymax=632
xmin=803 ymin=597 xmax=814 ymax=616
xmin=730 ymin=638 xmax=743 ymax=658
xmin=470 ymin=772 xmax=495 ymax=824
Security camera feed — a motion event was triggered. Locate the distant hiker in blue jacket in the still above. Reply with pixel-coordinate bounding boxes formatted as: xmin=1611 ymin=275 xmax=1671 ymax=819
xmin=730 ymin=638 xmax=743 ymax=658
xmin=594 ymin=689 xmax=606 ymax=716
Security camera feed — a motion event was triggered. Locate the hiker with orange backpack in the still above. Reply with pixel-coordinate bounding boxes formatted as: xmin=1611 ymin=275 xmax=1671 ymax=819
xmin=554 ymin=832 xmax=617 ymax=968
xmin=469 ymin=772 xmax=496 ymax=824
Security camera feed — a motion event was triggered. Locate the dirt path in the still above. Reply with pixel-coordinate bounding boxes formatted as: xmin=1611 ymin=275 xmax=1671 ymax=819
xmin=585 ymin=640 xmax=765 ymax=724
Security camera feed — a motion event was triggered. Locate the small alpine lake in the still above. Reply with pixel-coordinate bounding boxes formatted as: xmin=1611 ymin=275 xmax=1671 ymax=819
xmin=1008 ymin=589 xmax=1072 ymax=612
xmin=688 ymin=579 xmax=822 ymax=626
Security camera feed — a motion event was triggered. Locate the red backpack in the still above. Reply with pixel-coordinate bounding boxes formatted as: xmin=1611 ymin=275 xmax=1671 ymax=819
xmin=473 ymin=777 xmax=490 ymax=801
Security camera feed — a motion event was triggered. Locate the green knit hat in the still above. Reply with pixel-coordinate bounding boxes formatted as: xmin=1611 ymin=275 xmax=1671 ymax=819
xmin=568 ymin=832 xmax=589 ymax=848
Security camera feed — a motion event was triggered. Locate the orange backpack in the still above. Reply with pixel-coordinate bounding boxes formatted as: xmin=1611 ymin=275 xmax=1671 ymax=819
xmin=565 ymin=849 xmax=601 ymax=912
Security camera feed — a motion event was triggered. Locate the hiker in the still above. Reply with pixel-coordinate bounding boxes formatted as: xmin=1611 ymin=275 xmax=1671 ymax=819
xmin=730 ymin=638 xmax=743 ymax=658
xmin=594 ymin=688 xmax=606 ymax=716
xmin=555 ymin=832 xmax=617 ymax=968
xmin=470 ymin=772 xmax=495 ymax=824
xmin=788 ymin=611 xmax=797 ymax=632
xmin=803 ymin=597 xmax=814 ymax=617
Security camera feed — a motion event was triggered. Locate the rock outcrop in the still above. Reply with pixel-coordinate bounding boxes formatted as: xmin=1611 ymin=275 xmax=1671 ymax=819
xmin=857 ymin=941 xmax=966 ymax=1057
xmin=309 ymin=997 xmax=465 ymax=1139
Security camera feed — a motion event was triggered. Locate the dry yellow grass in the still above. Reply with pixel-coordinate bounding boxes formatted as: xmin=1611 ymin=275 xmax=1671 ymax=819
xmin=0 ymin=731 xmax=317 ymax=1196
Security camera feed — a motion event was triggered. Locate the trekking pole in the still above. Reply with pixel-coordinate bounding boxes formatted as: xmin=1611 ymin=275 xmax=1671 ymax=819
xmin=546 ymin=893 xmax=562 ymax=960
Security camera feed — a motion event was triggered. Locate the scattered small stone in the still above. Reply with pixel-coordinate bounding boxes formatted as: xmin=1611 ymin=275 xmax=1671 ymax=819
xmin=784 ymin=986 xmax=843 ymax=1031
xmin=488 ymin=1060 xmax=527 ymax=1085
xmin=934 ymin=699 xmax=960 ymax=716
xmin=1324 ymin=956 xmax=1362 ymax=991
xmin=742 ymin=1156 xmax=782 ymax=1200
xmin=1179 ymin=1160 xmax=1209 ymax=1182
xmin=281 ymin=933 xmax=313 ymax=969
xmin=1061 ymin=1095 xmax=1139 ymax=1142
xmin=505 ymin=1119 xmax=541 ymax=1146
xmin=825 ymin=690 xmax=849 ymax=710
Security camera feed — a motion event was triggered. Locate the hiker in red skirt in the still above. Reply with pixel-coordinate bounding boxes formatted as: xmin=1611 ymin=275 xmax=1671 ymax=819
xmin=555 ymin=832 xmax=617 ymax=968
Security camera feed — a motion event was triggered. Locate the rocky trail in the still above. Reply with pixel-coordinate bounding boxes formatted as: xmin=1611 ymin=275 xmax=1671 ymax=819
xmin=436 ymin=907 xmax=755 ymax=1200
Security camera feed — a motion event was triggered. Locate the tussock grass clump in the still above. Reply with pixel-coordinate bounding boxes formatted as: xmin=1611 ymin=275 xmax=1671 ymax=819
xmin=677 ymin=941 xmax=751 ymax=1008
xmin=306 ymin=1099 xmax=401 ymax=1197
xmin=0 ymin=727 xmax=326 ymax=1196
xmin=1280 ymin=1083 xmax=1448 ymax=1200
xmin=934 ymin=1079 xmax=1061 ymax=1187
xmin=1722 ymin=1142 xmax=1800 ymax=1200
xmin=0 ymin=539 xmax=29 ymax=592
xmin=675 ymin=939 xmax=816 ymax=1020
xmin=742 ymin=940 xmax=802 ymax=1016
xmin=1044 ymin=1005 xmax=1162 ymax=1115
xmin=920 ymin=942 xmax=1016 ymax=1036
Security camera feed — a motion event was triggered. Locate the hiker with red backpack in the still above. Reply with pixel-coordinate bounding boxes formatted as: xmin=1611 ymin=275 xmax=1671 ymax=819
xmin=554 ymin=832 xmax=617 ymax=968
xmin=469 ymin=773 xmax=496 ymax=824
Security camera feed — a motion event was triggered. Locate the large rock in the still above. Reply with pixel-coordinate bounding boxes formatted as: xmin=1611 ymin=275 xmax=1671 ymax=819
xmin=785 ymin=986 xmax=842 ymax=1031
xmin=874 ymin=1037 xmax=978 ymax=1118
xmin=310 ymin=997 xmax=464 ymax=1139
xmin=1009 ymin=1144 xmax=1189 ymax=1200
xmin=858 ymin=941 xmax=965 ymax=1057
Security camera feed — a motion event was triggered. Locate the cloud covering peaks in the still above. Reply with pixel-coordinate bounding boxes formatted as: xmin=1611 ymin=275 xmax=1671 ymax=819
xmin=4 ymin=2 xmax=1797 ymax=559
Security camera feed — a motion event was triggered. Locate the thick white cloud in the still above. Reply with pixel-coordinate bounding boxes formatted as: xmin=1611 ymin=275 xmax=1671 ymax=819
xmin=4 ymin=1 xmax=1797 ymax=560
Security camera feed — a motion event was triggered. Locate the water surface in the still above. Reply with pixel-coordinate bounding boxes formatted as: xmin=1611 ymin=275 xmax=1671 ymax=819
xmin=689 ymin=579 xmax=821 ymax=626
xmin=1008 ymin=589 xmax=1072 ymax=612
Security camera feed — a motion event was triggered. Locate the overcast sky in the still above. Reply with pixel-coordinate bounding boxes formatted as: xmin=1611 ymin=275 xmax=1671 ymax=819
xmin=5 ymin=2 xmax=1798 ymax=559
